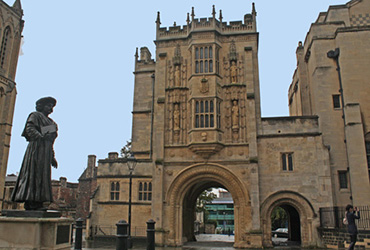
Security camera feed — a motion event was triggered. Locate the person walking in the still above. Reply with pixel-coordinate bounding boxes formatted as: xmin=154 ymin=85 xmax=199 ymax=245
xmin=346 ymin=204 xmax=360 ymax=250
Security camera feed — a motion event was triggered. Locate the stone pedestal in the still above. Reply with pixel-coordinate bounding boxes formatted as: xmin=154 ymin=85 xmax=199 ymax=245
xmin=0 ymin=212 xmax=73 ymax=250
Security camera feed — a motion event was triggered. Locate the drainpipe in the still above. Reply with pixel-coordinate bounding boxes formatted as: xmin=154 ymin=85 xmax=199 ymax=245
xmin=150 ymin=73 xmax=155 ymax=160
xmin=327 ymin=48 xmax=353 ymax=203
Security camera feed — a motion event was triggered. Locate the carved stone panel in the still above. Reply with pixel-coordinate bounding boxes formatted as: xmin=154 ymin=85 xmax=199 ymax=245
xmin=223 ymin=85 xmax=247 ymax=143
xmin=165 ymin=88 xmax=188 ymax=145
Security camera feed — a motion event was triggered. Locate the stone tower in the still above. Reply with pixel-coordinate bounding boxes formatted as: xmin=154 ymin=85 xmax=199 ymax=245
xmin=0 ymin=0 xmax=24 ymax=210
xmin=89 ymin=4 xmax=333 ymax=248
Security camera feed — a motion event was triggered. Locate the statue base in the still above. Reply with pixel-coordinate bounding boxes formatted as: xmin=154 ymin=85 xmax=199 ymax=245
xmin=0 ymin=211 xmax=73 ymax=250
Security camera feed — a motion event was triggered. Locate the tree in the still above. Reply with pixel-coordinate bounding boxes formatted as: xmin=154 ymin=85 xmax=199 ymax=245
xmin=120 ymin=140 xmax=132 ymax=158
xmin=271 ymin=206 xmax=288 ymax=230
xmin=196 ymin=189 xmax=217 ymax=223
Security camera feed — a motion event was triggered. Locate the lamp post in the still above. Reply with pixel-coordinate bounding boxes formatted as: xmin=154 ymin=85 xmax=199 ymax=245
xmin=127 ymin=154 xmax=137 ymax=248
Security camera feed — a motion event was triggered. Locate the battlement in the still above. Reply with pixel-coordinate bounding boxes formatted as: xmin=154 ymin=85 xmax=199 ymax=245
xmin=156 ymin=4 xmax=257 ymax=41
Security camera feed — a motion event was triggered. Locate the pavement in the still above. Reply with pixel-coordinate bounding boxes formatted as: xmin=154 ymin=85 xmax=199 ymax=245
xmin=77 ymin=234 xmax=303 ymax=250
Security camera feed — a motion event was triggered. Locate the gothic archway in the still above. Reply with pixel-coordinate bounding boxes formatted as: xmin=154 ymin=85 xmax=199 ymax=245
xmin=260 ymin=191 xmax=316 ymax=247
xmin=164 ymin=163 xmax=252 ymax=248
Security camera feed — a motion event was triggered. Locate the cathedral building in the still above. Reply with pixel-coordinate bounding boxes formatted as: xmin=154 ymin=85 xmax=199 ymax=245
xmin=0 ymin=0 xmax=24 ymax=210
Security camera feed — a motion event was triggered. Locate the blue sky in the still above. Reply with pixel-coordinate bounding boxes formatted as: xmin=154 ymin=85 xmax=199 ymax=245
xmin=5 ymin=0 xmax=348 ymax=182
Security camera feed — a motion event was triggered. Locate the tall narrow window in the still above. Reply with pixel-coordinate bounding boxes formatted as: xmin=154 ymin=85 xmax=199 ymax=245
xmin=215 ymin=47 xmax=220 ymax=74
xmin=282 ymin=153 xmax=293 ymax=171
xmin=139 ymin=182 xmax=152 ymax=201
xmin=332 ymin=95 xmax=341 ymax=109
xmin=338 ymin=171 xmax=348 ymax=189
xmin=195 ymin=100 xmax=215 ymax=128
xmin=110 ymin=182 xmax=120 ymax=200
xmin=366 ymin=137 xmax=370 ymax=180
xmin=0 ymin=27 xmax=11 ymax=68
xmin=194 ymin=46 xmax=213 ymax=73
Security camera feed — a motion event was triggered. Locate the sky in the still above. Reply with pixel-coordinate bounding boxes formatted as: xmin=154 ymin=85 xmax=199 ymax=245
xmin=5 ymin=0 xmax=348 ymax=182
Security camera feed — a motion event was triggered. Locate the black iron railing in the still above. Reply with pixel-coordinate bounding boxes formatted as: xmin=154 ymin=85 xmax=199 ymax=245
xmin=93 ymin=225 xmax=146 ymax=237
xmin=320 ymin=206 xmax=370 ymax=229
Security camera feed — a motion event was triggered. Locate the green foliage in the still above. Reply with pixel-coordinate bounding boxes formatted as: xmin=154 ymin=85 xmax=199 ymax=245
xmin=271 ymin=207 xmax=288 ymax=230
xmin=120 ymin=140 xmax=132 ymax=158
xmin=196 ymin=189 xmax=217 ymax=223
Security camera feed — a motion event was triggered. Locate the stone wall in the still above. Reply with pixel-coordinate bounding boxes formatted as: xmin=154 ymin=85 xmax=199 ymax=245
xmin=318 ymin=228 xmax=370 ymax=249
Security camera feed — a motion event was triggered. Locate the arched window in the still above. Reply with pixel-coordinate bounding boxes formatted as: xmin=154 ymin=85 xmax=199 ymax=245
xmin=0 ymin=27 xmax=11 ymax=68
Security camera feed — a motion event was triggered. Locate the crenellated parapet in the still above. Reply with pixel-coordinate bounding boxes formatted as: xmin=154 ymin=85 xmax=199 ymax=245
xmin=156 ymin=4 xmax=257 ymax=41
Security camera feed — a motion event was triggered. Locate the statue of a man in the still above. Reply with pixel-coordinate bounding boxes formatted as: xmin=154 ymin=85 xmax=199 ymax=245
xmin=11 ymin=97 xmax=58 ymax=210
xmin=230 ymin=61 xmax=238 ymax=83
xmin=232 ymin=100 xmax=239 ymax=129
xmin=173 ymin=103 xmax=180 ymax=131
xmin=174 ymin=65 xmax=181 ymax=87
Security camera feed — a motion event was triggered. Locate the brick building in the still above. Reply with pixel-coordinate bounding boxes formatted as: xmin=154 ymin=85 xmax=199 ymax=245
xmin=49 ymin=177 xmax=78 ymax=218
xmin=2 ymin=174 xmax=78 ymax=218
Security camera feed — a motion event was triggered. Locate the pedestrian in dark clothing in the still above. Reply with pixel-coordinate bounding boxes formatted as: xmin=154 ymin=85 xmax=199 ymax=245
xmin=346 ymin=204 xmax=360 ymax=250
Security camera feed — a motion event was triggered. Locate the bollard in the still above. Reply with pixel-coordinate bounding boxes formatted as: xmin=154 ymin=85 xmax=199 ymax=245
xmin=146 ymin=219 xmax=156 ymax=250
xmin=74 ymin=218 xmax=84 ymax=250
xmin=116 ymin=220 xmax=129 ymax=250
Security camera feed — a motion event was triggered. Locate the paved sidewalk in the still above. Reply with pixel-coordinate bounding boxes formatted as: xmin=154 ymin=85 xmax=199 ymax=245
xmin=77 ymin=234 xmax=306 ymax=250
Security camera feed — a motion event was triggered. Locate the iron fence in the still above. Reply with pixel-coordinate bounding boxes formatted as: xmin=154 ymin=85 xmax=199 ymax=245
xmin=320 ymin=206 xmax=370 ymax=229
xmin=92 ymin=225 xmax=146 ymax=237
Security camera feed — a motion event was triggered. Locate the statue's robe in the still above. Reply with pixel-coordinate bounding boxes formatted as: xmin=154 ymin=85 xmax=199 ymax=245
xmin=11 ymin=111 xmax=57 ymax=203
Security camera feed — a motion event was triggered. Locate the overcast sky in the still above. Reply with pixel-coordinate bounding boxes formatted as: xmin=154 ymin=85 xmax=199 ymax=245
xmin=5 ymin=0 xmax=348 ymax=182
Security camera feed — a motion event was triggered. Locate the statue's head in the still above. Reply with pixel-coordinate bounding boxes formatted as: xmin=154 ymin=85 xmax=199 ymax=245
xmin=36 ymin=97 xmax=57 ymax=113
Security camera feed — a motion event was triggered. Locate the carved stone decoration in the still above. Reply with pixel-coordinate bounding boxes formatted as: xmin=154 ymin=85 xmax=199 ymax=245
xmin=167 ymin=61 xmax=173 ymax=88
xmin=223 ymin=86 xmax=247 ymax=143
xmin=173 ymin=44 xmax=182 ymax=65
xmin=231 ymin=100 xmax=239 ymax=130
xmin=182 ymin=59 xmax=187 ymax=86
xmin=223 ymin=58 xmax=229 ymax=84
xmin=231 ymin=100 xmax=240 ymax=141
xmin=230 ymin=61 xmax=238 ymax=83
xmin=200 ymin=77 xmax=209 ymax=94
xmin=174 ymin=65 xmax=181 ymax=87
xmin=229 ymin=40 xmax=237 ymax=61
xmin=173 ymin=103 xmax=180 ymax=131
xmin=165 ymin=89 xmax=188 ymax=145
xmin=201 ymin=132 xmax=207 ymax=141
xmin=238 ymin=57 xmax=245 ymax=83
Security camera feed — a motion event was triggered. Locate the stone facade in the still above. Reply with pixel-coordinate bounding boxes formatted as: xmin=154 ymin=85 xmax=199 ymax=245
xmin=85 ymin=3 xmax=347 ymax=248
xmin=0 ymin=0 xmax=24 ymax=210
xmin=289 ymin=0 xmax=370 ymax=207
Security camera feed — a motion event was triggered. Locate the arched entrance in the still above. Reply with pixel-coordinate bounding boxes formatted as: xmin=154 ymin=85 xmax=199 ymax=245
xmin=260 ymin=191 xmax=316 ymax=247
xmin=165 ymin=163 xmax=253 ymax=248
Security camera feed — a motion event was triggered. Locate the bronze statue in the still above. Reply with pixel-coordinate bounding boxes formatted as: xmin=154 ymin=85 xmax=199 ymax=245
xmin=11 ymin=97 xmax=58 ymax=210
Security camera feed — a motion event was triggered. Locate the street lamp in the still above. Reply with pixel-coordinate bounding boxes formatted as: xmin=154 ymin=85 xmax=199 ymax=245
xmin=127 ymin=154 xmax=137 ymax=248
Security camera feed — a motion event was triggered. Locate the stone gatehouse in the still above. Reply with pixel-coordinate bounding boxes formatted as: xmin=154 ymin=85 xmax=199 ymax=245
xmin=86 ymin=1 xmax=370 ymax=248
